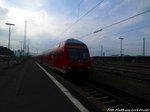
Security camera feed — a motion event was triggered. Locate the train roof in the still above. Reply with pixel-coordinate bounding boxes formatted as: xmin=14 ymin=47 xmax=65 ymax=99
xmin=65 ymin=38 xmax=85 ymax=45
xmin=40 ymin=38 xmax=87 ymax=55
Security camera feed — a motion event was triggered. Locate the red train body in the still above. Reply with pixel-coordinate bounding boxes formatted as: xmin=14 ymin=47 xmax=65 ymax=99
xmin=38 ymin=38 xmax=92 ymax=74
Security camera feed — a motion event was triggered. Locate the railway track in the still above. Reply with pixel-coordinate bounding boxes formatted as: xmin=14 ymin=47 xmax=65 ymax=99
xmin=92 ymin=65 xmax=150 ymax=83
xmin=92 ymin=62 xmax=150 ymax=75
xmin=78 ymin=82 xmax=138 ymax=109
xmin=58 ymin=73 xmax=150 ymax=111
xmin=69 ymin=79 xmax=150 ymax=111
xmin=41 ymin=63 xmax=150 ymax=111
xmin=92 ymin=61 xmax=150 ymax=69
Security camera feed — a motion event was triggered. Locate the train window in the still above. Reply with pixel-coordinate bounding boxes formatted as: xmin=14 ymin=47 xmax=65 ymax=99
xmin=57 ymin=52 xmax=60 ymax=59
xmin=55 ymin=53 xmax=58 ymax=59
xmin=51 ymin=55 xmax=53 ymax=59
xmin=60 ymin=52 xmax=63 ymax=59
xmin=53 ymin=53 xmax=56 ymax=59
xmin=48 ymin=54 xmax=51 ymax=59
xmin=68 ymin=49 xmax=78 ymax=61
xmin=68 ymin=48 xmax=89 ymax=61
xmin=82 ymin=50 xmax=89 ymax=60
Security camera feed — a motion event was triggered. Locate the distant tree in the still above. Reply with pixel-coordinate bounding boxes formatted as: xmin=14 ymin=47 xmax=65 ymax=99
xmin=0 ymin=46 xmax=14 ymax=57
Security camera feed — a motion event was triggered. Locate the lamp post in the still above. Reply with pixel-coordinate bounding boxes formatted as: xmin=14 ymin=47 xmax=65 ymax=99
xmin=19 ymin=41 xmax=24 ymax=57
xmin=5 ymin=23 xmax=15 ymax=49
xmin=143 ymin=38 xmax=145 ymax=56
xmin=119 ymin=38 xmax=124 ymax=56
xmin=24 ymin=21 xmax=27 ymax=56
xmin=5 ymin=23 xmax=15 ymax=67
xmin=101 ymin=45 xmax=103 ymax=56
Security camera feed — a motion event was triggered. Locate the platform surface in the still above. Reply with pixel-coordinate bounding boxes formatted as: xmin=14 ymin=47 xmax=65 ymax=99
xmin=0 ymin=60 xmax=84 ymax=112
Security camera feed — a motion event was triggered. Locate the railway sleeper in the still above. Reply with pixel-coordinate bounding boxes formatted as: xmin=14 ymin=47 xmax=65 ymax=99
xmin=97 ymin=96 xmax=109 ymax=100
xmin=92 ymin=93 xmax=103 ymax=97
xmin=88 ymin=91 xmax=98 ymax=94
xmin=83 ymin=86 xmax=92 ymax=89
xmin=102 ymin=100 xmax=116 ymax=104
xmin=109 ymin=104 xmax=124 ymax=109
xmin=106 ymin=101 xmax=122 ymax=106
xmin=84 ymin=88 xmax=94 ymax=91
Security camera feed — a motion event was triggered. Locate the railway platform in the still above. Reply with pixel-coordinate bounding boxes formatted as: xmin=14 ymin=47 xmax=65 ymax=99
xmin=0 ymin=59 xmax=94 ymax=112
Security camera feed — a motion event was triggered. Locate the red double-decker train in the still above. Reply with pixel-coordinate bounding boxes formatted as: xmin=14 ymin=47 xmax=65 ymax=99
xmin=37 ymin=38 xmax=92 ymax=74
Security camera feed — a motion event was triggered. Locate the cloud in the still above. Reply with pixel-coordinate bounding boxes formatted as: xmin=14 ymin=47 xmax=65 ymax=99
xmin=140 ymin=28 xmax=150 ymax=35
xmin=0 ymin=0 xmax=6 ymax=4
xmin=36 ymin=0 xmax=150 ymax=55
xmin=98 ymin=1 xmax=112 ymax=9
xmin=0 ymin=0 xmax=150 ymax=55
xmin=0 ymin=3 xmax=74 ymax=51
xmin=2 ymin=6 xmax=68 ymax=38
xmin=0 ymin=29 xmax=7 ymax=37
xmin=0 ymin=4 xmax=9 ymax=18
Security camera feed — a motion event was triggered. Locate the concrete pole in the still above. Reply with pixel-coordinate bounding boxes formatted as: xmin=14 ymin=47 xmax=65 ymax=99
xmin=24 ymin=21 xmax=27 ymax=56
xmin=119 ymin=38 xmax=124 ymax=56
xmin=143 ymin=38 xmax=145 ymax=56
xmin=5 ymin=23 xmax=15 ymax=50
xmin=101 ymin=45 xmax=103 ymax=56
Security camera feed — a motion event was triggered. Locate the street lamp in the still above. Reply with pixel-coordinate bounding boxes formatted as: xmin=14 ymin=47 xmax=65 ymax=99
xmin=19 ymin=41 xmax=24 ymax=57
xmin=143 ymin=38 xmax=145 ymax=56
xmin=119 ymin=38 xmax=124 ymax=56
xmin=5 ymin=23 xmax=15 ymax=67
xmin=24 ymin=21 xmax=27 ymax=56
xmin=5 ymin=23 xmax=15 ymax=49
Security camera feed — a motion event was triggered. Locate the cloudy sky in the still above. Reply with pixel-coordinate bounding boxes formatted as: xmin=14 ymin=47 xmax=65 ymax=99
xmin=0 ymin=0 xmax=150 ymax=56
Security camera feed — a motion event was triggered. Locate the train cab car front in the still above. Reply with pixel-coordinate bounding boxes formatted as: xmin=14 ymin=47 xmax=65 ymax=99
xmin=65 ymin=39 xmax=92 ymax=75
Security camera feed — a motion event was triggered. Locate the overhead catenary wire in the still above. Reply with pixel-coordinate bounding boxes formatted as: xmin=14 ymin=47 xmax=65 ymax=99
xmin=77 ymin=0 xmax=84 ymax=17
xmin=90 ymin=25 xmax=150 ymax=56
xmin=111 ymin=24 xmax=150 ymax=37
xmin=82 ymin=24 xmax=150 ymax=56
xmin=90 ymin=24 xmax=150 ymax=41
xmin=61 ymin=0 xmax=105 ymax=35
xmin=78 ymin=9 xmax=150 ymax=39
xmin=68 ymin=0 xmax=84 ymax=18
xmin=82 ymin=24 xmax=150 ymax=44
xmin=102 ymin=9 xmax=150 ymax=30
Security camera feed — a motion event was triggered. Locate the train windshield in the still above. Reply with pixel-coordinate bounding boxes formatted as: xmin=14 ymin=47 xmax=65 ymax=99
xmin=67 ymin=47 xmax=89 ymax=62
